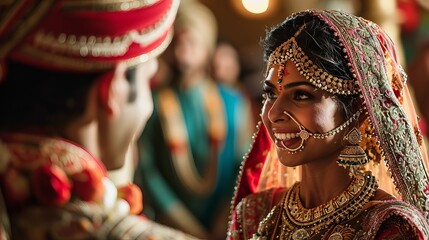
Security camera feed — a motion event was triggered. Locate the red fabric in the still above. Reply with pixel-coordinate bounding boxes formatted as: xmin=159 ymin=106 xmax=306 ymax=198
xmin=42 ymin=1 xmax=170 ymax=36
xmin=375 ymin=215 xmax=420 ymax=239
xmin=32 ymin=164 xmax=72 ymax=206
xmin=97 ymin=70 xmax=114 ymax=113
xmin=398 ymin=0 xmax=421 ymax=32
xmin=0 ymin=133 xmax=107 ymax=175
xmin=419 ymin=118 xmax=428 ymax=136
xmin=0 ymin=133 xmax=108 ymax=209
xmin=0 ymin=0 xmax=176 ymax=73
xmin=117 ymin=183 xmax=143 ymax=215
xmin=231 ymin=124 xmax=272 ymax=208
xmin=71 ymin=165 xmax=105 ymax=202
xmin=229 ymin=125 xmax=271 ymax=239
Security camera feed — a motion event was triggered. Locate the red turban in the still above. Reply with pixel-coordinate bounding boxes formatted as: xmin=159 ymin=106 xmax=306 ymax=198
xmin=0 ymin=0 xmax=179 ymax=76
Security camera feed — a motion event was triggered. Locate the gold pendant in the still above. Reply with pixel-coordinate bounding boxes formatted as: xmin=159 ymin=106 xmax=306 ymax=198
xmin=292 ymin=229 xmax=310 ymax=240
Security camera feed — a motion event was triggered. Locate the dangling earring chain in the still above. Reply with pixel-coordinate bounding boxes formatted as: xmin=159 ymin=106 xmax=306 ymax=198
xmin=280 ymin=108 xmax=363 ymax=153
xmin=311 ymin=108 xmax=363 ymax=139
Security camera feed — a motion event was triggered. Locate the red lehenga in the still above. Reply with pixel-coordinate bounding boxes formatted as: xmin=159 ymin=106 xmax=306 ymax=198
xmin=228 ymin=9 xmax=429 ymax=240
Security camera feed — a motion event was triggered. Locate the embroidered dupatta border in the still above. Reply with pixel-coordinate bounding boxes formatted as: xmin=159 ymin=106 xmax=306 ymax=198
xmin=315 ymin=10 xmax=429 ymax=218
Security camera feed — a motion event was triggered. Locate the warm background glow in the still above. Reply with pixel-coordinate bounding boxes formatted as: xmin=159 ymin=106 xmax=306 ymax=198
xmin=241 ymin=0 xmax=269 ymax=14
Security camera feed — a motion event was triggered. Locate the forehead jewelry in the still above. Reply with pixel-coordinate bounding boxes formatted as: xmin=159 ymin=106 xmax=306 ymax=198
xmin=277 ymin=67 xmax=289 ymax=92
xmin=273 ymin=25 xmax=305 ymax=85
xmin=266 ymin=23 xmax=359 ymax=95
xmin=278 ymin=109 xmax=363 ymax=154
xmin=277 ymin=63 xmax=290 ymax=85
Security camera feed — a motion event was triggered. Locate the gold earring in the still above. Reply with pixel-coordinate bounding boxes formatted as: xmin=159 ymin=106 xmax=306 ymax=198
xmin=337 ymin=127 xmax=368 ymax=167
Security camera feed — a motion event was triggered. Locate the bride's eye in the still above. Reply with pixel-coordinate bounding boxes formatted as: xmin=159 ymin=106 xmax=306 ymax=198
xmin=294 ymin=90 xmax=312 ymax=100
xmin=262 ymin=89 xmax=277 ymax=100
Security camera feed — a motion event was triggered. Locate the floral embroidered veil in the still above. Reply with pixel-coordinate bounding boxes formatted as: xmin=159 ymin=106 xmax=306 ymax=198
xmin=229 ymin=9 xmax=429 ymax=225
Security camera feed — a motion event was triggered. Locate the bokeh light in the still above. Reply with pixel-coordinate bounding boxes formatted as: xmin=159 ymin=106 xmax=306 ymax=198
xmin=242 ymin=0 xmax=269 ymax=14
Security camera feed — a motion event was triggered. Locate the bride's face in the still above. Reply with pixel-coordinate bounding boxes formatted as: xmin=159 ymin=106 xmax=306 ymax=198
xmin=261 ymin=61 xmax=346 ymax=167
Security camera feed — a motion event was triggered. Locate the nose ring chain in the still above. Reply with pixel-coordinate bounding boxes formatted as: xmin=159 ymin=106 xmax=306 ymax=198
xmin=279 ymin=109 xmax=363 ymax=154
xmin=280 ymin=111 xmax=309 ymax=154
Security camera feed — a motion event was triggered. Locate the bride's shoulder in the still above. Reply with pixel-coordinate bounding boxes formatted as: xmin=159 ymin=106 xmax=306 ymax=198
xmin=362 ymin=199 xmax=429 ymax=239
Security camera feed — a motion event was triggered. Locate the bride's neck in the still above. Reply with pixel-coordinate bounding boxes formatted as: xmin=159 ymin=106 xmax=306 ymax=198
xmin=299 ymin=161 xmax=352 ymax=208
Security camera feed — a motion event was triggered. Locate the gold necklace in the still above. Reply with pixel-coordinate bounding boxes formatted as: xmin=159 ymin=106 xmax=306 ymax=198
xmin=254 ymin=172 xmax=377 ymax=239
xmin=282 ymin=173 xmax=377 ymax=239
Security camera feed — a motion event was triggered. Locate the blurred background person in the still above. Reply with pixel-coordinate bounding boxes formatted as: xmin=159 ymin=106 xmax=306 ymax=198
xmin=210 ymin=40 xmax=255 ymax=167
xmin=134 ymin=1 xmax=253 ymax=239
xmin=211 ymin=41 xmax=242 ymax=88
